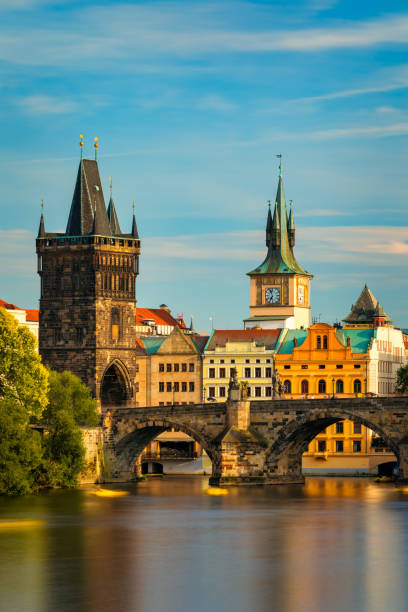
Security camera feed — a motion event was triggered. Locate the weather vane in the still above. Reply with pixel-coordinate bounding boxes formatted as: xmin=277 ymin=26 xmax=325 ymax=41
xmin=276 ymin=153 xmax=282 ymax=177
xmin=94 ymin=137 xmax=98 ymax=161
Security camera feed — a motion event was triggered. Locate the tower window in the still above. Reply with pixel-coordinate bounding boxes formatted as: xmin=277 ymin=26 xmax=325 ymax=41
xmin=316 ymin=336 xmax=322 ymax=349
xmin=318 ymin=379 xmax=326 ymax=394
xmin=336 ymin=380 xmax=344 ymax=394
xmin=111 ymin=308 xmax=120 ymax=341
xmin=301 ymin=380 xmax=309 ymax=394
xmin=323 ymin=335 xmax=328 ymax=349
xmin=354 ymin=379 xmax=362 ymax=393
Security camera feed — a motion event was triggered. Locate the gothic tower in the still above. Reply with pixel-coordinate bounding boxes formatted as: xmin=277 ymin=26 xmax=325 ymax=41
xmin=36 ymin=150 xmax=141 ymax=409
xmin=244 ymin=165 xmax=313 ymax=330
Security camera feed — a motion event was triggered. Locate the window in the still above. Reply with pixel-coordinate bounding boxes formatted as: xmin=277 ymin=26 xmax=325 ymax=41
xmin=301 ymin=380 xmax=309 ymax=394
xmin=159 ymin=363 xmax=164 ymax=372
xmin=284 ymin=380 xmax=291 ymax=393
xmin=135 ymin=382 xmax=139 ymax=392
xmin=174 ymin=363 xmax=180 ymax=372
xmin=182 ymin=382 xmax=187 ymax=392
xmin=173 ymin=382 xmax=179 ymax=392
xmin=354 ymin=364 xmax=361 ymax=369
xmin=166 ymin=382 xmax=172 ymax=392
xmin=319 ymin=365 xmax=325 ymax=369
xmin=255 ymin=367 xmax=262 ymax=378
xmin=323 ymin=335 xmax=328 ymax=349
xmin=210 ymin=359 xmax=214 ymax=364
xmin=247 ymin=387 xmax=251 ymax=397
xmin=189 ymin=382 xmax=194 ymax=392
xmin=189 ymin=363 xmax=195 ymax=372
xmin=336 ymin=380 xmax=344 ymax=393
xmin=159 ymin=401 xmax=164 ymax=406
xmin=256 ymin=359 xmax=260 ymax=363
xmin=244 ymin=367 xmax=251 ymax=378
xmin=76 ymin=328 xmax=83 ymax=344
xmin=219 ymin=386 xmax=226 ymax=397
xmin=317 ymin=335 xmax=322 ymax=349
xmin=354 ymin=379 xmax=362 ymax=394
xmin=230 ymin=368 xmax=236 ymax=378
xmin=336 ymin=440 xmax=344 ymax=453
xmin=245 ymin=359 xmax=250 ymax=363
xmin=209 ymin=368 xmax=215 ymax=378
xmin=284 ymin=365 xmax=290 ymax=370
xmin=166 ymin=363 xmax=172 ymax=372
xmin=318 ymin=440 xmax=326 ymax=453
xmin=301 ymin=365 xmax=308 ymax=370
xmin=318 ymin=379 xmax=326 ymax=394
xmin=220 ymin=359 xmax=224 ymax=364
xmin=265 ymin=387 xmax=272 ymax=397
xmin=353 ymin=422 xmax=362 ymax=434
xmin=182 ymin=363 xmax=187 ymax=372
xmin=336 ymin=364 xmax=343 ymax=369
xmin=208 ymin=387 xmax=215 ymax=398
xmin=336 ymin=422 xmax=344 ymax=434
xmin=255 ymin=387 xmax=262 ymax=397
xmin=219 ymin=368 xmax=226 ymax=378
xmin=353 ymin=440 xmax=361 ymax=453
xmin=266 ymin=359 xmax=271 ymax=363
xmin=159 ymin=382 xmax=165 ymax=392
xmin=111 ymin=308 xmax=120 ymax=341
xmin=231 ymin=359 xmax=235 ymax=364
xmin=266 ymin=367 xmax=272 ymax=377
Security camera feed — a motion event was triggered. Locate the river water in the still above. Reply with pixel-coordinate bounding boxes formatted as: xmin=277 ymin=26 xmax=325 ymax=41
xmin=1 ymin=477 xmax=408 ymax=612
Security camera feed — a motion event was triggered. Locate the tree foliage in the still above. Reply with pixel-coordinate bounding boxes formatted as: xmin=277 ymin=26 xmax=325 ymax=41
xmin=0 ymin=398 xmax=43 ymax=496
xmin=0 ymin=309 xmax=48 ymax=418
xmin=396 ymin=364 xmax=408 ymax=394
xmin=45 ymin=369 xmax=99 ymax=427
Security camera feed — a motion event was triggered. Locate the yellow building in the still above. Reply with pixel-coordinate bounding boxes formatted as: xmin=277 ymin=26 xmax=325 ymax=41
xmin=202 ymin=329 xmax=281 ymax=402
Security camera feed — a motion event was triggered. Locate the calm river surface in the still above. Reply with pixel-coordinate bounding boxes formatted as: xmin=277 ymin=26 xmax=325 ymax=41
xmin=1 ymin=476 xmax=408 ymax=612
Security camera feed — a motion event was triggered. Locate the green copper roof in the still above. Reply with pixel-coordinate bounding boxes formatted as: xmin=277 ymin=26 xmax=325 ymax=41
xmin=248 ymin=175 xmax=312 ymax=277
xmin=277 ymin=329 xmax=308 ymax=354
xmin=141 ymin=337 xmax=166 ymax=355
xmin=336 ymin=328 xmax=375 ymax=353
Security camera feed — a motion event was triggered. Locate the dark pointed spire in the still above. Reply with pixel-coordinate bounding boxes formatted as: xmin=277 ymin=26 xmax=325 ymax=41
xmin=266 ymin=201 xmax=272 ymax=247
xmin=131 ymin=200 xmax=139 ymax=239
xmin=107 ymin=196 xmax=122 ymax=235
xmin=38 ymin=213 xmax=45 ymax=238
xmin=66 ymin=159 xmax=111 ymax=236
xmin=288 ymin=200 xmax=295 ymax=247
xmin=189 ymin=315 xmax=195 ymax=332
xmin=343 ymin=285 xmax=391 ymax=324
xmin=271 ymin=201 xmax=280 ymax=247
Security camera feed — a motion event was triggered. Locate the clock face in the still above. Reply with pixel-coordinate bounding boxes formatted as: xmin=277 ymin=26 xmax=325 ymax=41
xmin=298 ymin=285 xmax=304 ymax=304
xmin=265 ymin=287 xmax=281 ymax=304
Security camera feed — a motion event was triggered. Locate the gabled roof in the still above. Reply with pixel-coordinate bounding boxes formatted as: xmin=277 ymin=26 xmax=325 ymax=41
xmin=0 ymin=298 xmax=19 ymax=310
xmin=141 ymin=337 xmax=166 ymax=355
xmin=191 ymin=335 xmax=209 ymax=353
xmin=0 ymin=299 xmax=39 ymax=322
xmin=65 ymin=159 xmax=111 ymax=236
xmin=205 ymin=329 xmax=281 ymax=351
xmin=343 ymin=285 xmax=391 ymax=324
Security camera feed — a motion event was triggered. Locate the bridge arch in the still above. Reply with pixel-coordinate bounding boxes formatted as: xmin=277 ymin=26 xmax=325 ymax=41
xmin=100 ymin=359 xmax=132 ymax=408
xmin=265 ymin=408 xmax=399 ymax=482
xmin=109 ymin=416 xmax=221 ymax=480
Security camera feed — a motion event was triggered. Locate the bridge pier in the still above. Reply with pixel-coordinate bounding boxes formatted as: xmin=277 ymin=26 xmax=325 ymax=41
xmin=397 ymin=444 xmax=408 ymax=482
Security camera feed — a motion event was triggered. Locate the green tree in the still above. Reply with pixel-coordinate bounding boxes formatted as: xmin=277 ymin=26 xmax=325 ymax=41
xmin=0 ymin=308 xmax=48 ymax=418
xmin=0 ymin=397 xmax=43 ymax=496
xmin=395 ymin=364 xmax=408 ymax=394
xmin=40 ymin=370 xmax=99 ymax=487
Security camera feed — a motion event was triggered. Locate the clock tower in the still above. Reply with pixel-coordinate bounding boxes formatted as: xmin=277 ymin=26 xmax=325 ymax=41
xmin=244 ymin=165 xmax=313 ymax=330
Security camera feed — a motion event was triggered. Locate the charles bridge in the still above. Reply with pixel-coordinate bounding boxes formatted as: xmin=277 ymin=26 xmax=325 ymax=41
xmin=99 ymin=396 xmax=408 ymax=485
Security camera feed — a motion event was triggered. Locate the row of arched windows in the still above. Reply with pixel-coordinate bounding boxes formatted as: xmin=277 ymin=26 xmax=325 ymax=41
xmin=283 ymin=379 xmax=362 ymax=394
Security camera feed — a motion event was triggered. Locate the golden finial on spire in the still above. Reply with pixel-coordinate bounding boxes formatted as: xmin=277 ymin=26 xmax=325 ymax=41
xmin=40 ymin=198 xmax=44 ymax=212
xmin=79 ymin=134 xmax=84 ymax=158
xmin=109 ymin=177 xmax=113 ymax=195
xmin=94 ymin=136 xmax=98 ymax=161
xmin=131 ymin=200 xmax=135 ymax=214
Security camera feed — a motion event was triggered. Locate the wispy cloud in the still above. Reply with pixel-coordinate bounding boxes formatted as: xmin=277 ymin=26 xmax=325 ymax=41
xmin=309 ymin=122 xmax=408 ymax=140
xmin=197 ymin=94 xmax=236 ymax=111
xmin=296 ymin=82 xmax=408 ymax=103
xmin=17 ymin=94 xmax=78 ymax=115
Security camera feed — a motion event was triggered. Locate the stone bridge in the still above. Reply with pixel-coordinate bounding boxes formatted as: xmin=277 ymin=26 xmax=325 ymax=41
xmin=102 ymin=396 xmax=408 ymax=485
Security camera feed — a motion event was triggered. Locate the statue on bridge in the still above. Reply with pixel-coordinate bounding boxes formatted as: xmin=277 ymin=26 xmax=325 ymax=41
xmin=272 ymin=364 xmax=285 ymax=399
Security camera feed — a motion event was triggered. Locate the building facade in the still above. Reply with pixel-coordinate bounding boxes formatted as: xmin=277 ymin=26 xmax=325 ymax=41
xmin=0 ymin=299 xmax=39 ymax=342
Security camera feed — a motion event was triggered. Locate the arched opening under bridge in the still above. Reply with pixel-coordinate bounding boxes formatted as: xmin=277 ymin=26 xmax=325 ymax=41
xmin=266 ymin=412 xmax=399 ymax=482
xmin=113 ymin=419 xmax=214 ymax=480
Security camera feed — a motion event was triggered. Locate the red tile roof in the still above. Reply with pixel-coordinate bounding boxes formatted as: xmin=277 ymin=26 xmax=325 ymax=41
xmin=0 ymin=299 xmax=19 ymax=310
xmin=206 ymin=329 xmax=281 ymax=351
xmin=25 ymin=309 xmax=39 ymax=322
xmin=135 ymin=307 xmax=181 ymax=328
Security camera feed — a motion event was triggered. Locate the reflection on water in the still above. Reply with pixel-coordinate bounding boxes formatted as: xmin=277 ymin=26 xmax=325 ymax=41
xmin=1 ymin=477 xmax=408 ymax=612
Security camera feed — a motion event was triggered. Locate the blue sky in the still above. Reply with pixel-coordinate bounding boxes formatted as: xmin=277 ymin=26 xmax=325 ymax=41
xmin=1 ymin=0 xmax=408 ymax=332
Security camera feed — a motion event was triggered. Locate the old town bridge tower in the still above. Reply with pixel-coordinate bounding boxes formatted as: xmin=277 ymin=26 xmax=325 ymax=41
xmin=36 ymin=149 xmax=141 ymax=409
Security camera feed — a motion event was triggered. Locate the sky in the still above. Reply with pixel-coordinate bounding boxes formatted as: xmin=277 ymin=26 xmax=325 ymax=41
xmin=1 ymin=0 xmax=408 ymax=333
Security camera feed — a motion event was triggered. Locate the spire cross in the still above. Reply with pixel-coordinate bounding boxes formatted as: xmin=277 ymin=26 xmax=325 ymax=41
xmin=79 ymin=134 xmax=84 ymax=159
xmin=276 ymin=153 xmax=282 ymax=177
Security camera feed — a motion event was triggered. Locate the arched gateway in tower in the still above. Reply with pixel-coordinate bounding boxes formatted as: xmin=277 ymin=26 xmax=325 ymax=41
xmin=36 ymin=151 xmax=142 ymax=409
